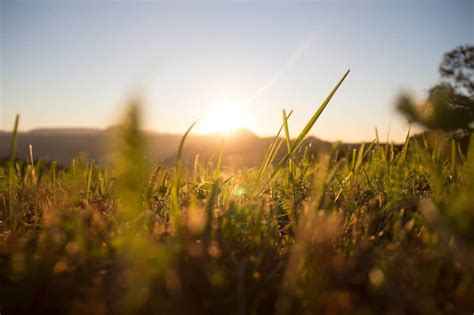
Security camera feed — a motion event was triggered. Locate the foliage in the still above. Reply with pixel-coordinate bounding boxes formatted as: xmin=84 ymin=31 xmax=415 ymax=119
xmin=398 ymin=45 xmax=474 ymax=136
xmin=440 ymin=45 xmax=474 ymax=97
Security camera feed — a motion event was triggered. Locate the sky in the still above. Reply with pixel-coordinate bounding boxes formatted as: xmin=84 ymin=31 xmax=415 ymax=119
xmin=1 ymin=0 xmax=473 ymax=142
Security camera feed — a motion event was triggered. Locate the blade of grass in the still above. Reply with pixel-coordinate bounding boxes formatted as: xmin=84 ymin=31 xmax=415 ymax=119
xmin=256 ymin=110 xmax=293 ymax=186
xmin=213 ymin=137 xmax=225 ymax=179
xmin=451 ymin=139 xmax=456 ymax=175
xmin=397 ymin=126 xmax=411 ymax=165
xmin=8 ymin=114 xmax=20 ymax=230
xmin=171 ymin=120 xmax=198 ymax=234
xmin=271 ymin=69 xmax=350 ymax=179
xmin=282 ymin=109 xmax=297 ymax=220
xmin=86 ymin=161 xmax=93 ymax=202
xmin=282 ymin=109 xmax=292 ymax=153
xmin=9 ymin=114 xmax=20 ymax=164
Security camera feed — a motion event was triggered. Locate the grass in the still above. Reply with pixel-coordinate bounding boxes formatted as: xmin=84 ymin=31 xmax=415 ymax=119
xmin=0 ymin=71 xmax=473 ymax=314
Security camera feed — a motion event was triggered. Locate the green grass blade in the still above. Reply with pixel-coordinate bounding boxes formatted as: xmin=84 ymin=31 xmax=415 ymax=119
xmin=8 ymin=114 xmax=20 ymax=231
xmin=171 ymin=120 xmax=198 ymax=233
xmin=282 ymin=109 xmax=292 ymax=153
xmin=86 ymin=161 xmax=93 ymax=202
xmin=213 ymin=137 xmax=225 ymax=179
xmin=397 ymin=126 xmax=411 ymax=165
xmin=271 ymin=69 xmax=350 ymax=179
xmin=9 ymin=114 xmax=20 ymax=163
xmin=292 ymin=69 xmax=350 ymax=151
xmin=256 ymin=110 xmax=293 ymax=186
xmin=451 ymin=139 xmax=456 ymax=175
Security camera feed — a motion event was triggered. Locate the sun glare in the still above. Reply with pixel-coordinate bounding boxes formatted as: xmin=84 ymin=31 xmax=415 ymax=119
xmin=200 ymin=102 xmax=248 ymax=134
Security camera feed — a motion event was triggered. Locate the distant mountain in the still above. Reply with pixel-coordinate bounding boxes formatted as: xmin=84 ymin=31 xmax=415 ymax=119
xmin=28 ymin=128 xmax=102 ymax=135
xmin=0 ymin=128 xmax=333 ymax=167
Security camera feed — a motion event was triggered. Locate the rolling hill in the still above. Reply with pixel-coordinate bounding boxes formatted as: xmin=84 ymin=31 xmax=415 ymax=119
xmin=0 ymin=128 xmax=333 ymax=167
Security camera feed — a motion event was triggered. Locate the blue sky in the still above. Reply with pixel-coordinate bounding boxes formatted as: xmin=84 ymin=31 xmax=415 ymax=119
xmin=1 ymin=0 xmax=473 ymax=141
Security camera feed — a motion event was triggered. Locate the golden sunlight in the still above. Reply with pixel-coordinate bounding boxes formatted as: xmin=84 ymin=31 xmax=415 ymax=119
xmin=200 ymin=102 xmax=248 ymax=134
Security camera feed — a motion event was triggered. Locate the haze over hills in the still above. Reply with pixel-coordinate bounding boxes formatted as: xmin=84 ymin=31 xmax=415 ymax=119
xmin=0 ymin=128 xmax=333 ymax=167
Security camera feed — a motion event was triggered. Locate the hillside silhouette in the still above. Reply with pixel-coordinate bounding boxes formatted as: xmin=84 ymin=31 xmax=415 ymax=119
xmin=0 ymin=127 xmax=333 ymax=167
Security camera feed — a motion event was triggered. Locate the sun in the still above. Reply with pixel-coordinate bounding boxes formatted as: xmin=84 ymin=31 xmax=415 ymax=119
xmin=200 ymin=102 xmax=248 ymax=134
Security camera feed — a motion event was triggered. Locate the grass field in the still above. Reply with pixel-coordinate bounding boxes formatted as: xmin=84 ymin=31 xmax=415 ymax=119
xmin=1 ymin=74 xmax=473 ymax=314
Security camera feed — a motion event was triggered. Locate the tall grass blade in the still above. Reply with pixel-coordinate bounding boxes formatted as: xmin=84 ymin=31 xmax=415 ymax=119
xmin=9 ymin=114 xmax=20 ymax=164
xmin=213 ymin=137 xmax=225 ymax=179
xmin=256 ymin=110 xmax=293 ymax=186
xmin=8 ymin=114 xmax=20 ymax=230
xmin=171 ymin=120 xmax=197 ymax=234
xmin=271 ymin=69 xmax=350 ymax=179
xmin=282 ymin=109 xmax=292 ymax=153
xmin=397 ymin=126 xmax=411 ymax=165
xmin=86 ymin=161 xmax=93 ymax=202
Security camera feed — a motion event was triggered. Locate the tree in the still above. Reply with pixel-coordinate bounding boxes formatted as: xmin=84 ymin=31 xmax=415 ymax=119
xmin=439 ymin=45 xmax=474 ymax=98
xmin=398 ymin=45 xmax=474 ymax=136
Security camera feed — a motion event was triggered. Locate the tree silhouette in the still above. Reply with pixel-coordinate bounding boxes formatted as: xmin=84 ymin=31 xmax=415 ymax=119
xmin=440 ymin=45 xmax=474 ymax=97
xmin=398 ymin=45 xmax=474 ymax=136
